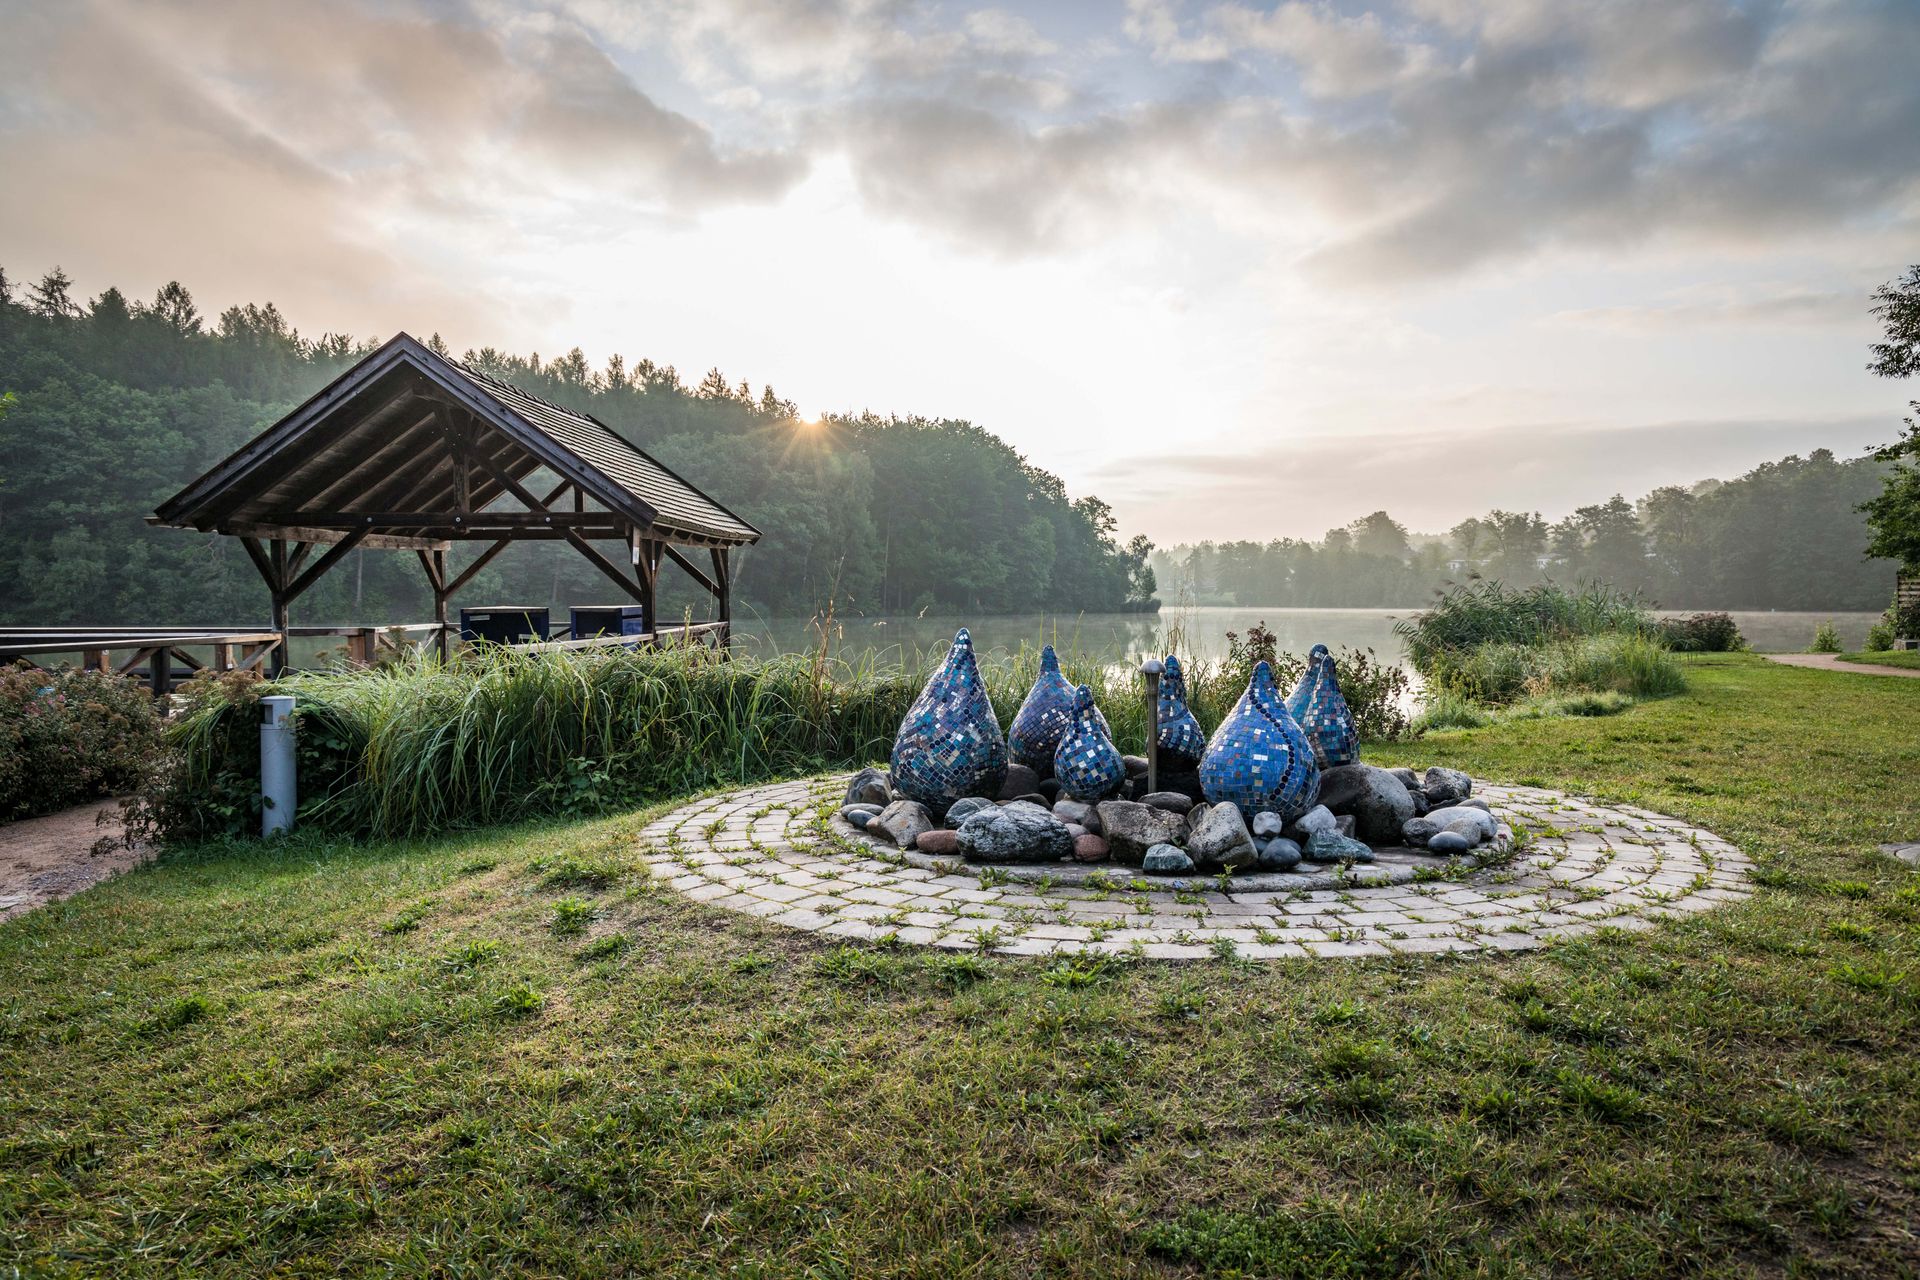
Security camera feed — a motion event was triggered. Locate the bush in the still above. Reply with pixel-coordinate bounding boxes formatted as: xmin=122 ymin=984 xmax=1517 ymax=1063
xmin=1809 ymin=620 xmax=1843 ymax=654
xmin=1657 ymin=612 xmax=1744 ymax=652
xmin=0 ymin=663 xmax=162 ymax=822
xmin=1396 ymin=579 xmax=1655 ymax=673
xmin=1423 ymin=632 xmax=1684 ymax=704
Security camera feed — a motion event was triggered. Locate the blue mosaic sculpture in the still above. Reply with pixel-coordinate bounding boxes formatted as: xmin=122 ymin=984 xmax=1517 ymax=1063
xmin=1155 ymin=654 xmax=1207 ymax=765
xmin=1007 ymin=644 xmax=1108 ymax=774
xmin=890 ymin=628 xmax=1007 ymax=814
xmin=1286 ymin=643 xmax=1359 ymax=767
xmin=1198 ymin=660 xmax=1320 ymax=822
xmin=1053 ymin=684 xmax=1127 ymax=802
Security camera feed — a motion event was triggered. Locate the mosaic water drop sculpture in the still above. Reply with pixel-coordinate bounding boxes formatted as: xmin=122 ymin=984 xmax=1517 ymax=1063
xmin=1007 ymin=645 xmax=1110 ymax=774
xmin=1053 ymin=684 xmax=1127 ymax=803
xmin=890 ymin=628 xmax=1007 ymax=814
xmin=1155 ymin=654 xmax=1207 ymax=765
xmin=1285 ymin=643 xmax=1359 ymax=767
xmin=1198 ymin=660 xmax=1321 ymax=822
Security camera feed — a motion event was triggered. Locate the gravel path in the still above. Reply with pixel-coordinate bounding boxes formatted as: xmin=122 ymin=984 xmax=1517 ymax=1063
xmin=639 ymin=776 xmax=1752 ymax=960
xmin=1764 ymin=653 xmax=1920 ymax=678
xmin=0 ymin=802 xmax=151 ymax=923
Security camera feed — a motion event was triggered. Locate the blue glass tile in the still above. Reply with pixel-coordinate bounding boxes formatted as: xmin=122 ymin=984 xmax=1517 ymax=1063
xmin=1285 ymin=643 xmax=1359 ymax=767
xmin=890 ymin=628 xmax=1008 ymax=812
xmin=1053 ymin=684 xmax=1127 ymax=802
xmin=1198 ymin=660 xmax=1320 ymax=821
xmin=1155 ymin=654 xmax=1207 ymax=765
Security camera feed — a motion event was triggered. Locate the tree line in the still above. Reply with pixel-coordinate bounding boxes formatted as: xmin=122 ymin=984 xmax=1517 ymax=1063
xmin=0 ymin=267 xmax=1157 ymax=627
xmin=1155 ymin=452 xmax=1899 ymax=611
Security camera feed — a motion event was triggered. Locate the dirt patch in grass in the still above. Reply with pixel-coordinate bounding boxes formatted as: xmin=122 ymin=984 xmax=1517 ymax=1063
xmin=0 ymin=800 xmax=149 ymax=922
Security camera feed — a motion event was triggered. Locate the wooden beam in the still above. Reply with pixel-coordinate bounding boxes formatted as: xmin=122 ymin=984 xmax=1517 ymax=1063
xmin=443 ymin=537 xmax=514 ymax=597
xmin=266 ymin=511 xmax=612 ymax=529
xmin=564 ymin=529 xmax=649 ymax=605
xmin=225 ymin=521 xmax=447 ymax=552
xmin=282 ymin=526 xmax=372 ymax=605
xmin=660 ymin=542 xmax=719 ymax=596
xmin=415 ymin=548 xmax=445 ymax=594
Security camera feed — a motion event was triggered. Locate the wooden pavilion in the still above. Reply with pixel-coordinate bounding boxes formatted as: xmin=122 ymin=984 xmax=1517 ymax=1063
xmin=147 ymin=332 xmax=759 ymax=672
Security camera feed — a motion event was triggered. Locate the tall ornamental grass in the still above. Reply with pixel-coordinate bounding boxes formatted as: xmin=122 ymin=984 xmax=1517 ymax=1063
xmin=143 ymin=624 xmax=1408 ymax=842
xmin=1396 ymin=580 xmax=1656 ymax=672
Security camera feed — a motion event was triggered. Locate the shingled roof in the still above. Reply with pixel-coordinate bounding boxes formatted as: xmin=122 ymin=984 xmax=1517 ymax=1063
xmin=153 ymin=332 xmax=759 ymax=549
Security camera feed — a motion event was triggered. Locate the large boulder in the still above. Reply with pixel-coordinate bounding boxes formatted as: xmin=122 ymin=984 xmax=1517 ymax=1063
xmin=1141 ymin=791 xmax=1195 ymax=815
xmin=943 ymin=796 xmax=996 ymax=828
xmin=873 ymin=800 xmax=933 ymax=849
xmin=997 ymin=764 xmax=1043 ymax=802
xmin=915 ymin=828 xmax=961 ymax=856
xmin=1143 ymin=844 xmax=1195 ymax=874
xmin=1304 ymin=829 xmax=1376 ymax=863
xmin=1423 ymin=766 xmax=1472 ymax=807
xmin=844 ymin=767 xmax=891 ymax=809
xmin=1427 ymin=805 xmax=1497 ymax=840
xmin=1314 ymin=764 xmax=1415 ymax=846
xmin=1053 ymin=799 xmax=1101 ymax=833
xmin=1187 ymin=802 xmax=1258 ymax=870
xmin=956 ymin=807 xmax=1075 ymax=863
xmin=1096 ymin=800 xmax=1189 ymax=866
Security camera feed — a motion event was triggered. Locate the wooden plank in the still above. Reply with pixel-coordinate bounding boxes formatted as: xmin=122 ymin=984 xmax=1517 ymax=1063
xmin=223 ymin=521 xmax=447 ymax=552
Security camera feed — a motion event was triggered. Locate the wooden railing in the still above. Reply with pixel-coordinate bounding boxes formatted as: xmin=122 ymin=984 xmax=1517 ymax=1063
xmin=0 ymin=619 xmax=733 ymax=694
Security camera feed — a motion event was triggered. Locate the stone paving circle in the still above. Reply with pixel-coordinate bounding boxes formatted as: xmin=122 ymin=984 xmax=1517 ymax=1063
xmin=637 ymin=775 xmax=1753 ymax=960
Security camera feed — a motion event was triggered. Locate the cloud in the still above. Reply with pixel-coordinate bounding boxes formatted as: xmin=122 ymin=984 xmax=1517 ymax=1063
xmin=1549 ymin=287 xmax=1872 ymax=332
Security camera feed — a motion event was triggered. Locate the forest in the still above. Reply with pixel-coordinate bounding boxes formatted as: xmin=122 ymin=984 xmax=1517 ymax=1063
xmin=0 ymin=267 xmax=1156 ymax=625
xmin=1154 ymin=451 xmax=1899 ymax=611
xmin=0 ymin=264 xmax=1898 ymax=628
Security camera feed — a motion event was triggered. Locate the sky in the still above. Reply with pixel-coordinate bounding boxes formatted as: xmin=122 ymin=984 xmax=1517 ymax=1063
xmin=2 ymin=0 xmax=1916 ymax=545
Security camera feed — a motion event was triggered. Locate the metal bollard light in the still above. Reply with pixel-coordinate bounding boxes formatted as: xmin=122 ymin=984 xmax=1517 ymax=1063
xmin=260 ymin=694 xmax=297 ymax=836
xmin=1140 ymin=658 xmax=1163 ymax=796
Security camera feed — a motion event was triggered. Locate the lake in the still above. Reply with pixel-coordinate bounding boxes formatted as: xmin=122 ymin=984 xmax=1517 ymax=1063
xmin=724 ymin=606 xmax=1884 ymax=670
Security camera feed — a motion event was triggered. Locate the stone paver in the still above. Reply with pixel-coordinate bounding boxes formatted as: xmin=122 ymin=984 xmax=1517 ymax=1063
xmin=637 ymin=775 xmax=1753 ymax=961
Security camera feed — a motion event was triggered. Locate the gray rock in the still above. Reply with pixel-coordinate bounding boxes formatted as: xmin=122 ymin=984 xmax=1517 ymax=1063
xmin=1141 ymin=791 xmax=1195 ymax=815
xmin=1188 ymin=803 xmax=1210 ymax=831
xmin=1256 ymin=837 xmax=1303 ymax=870
xmin=845 ymin=767 xmax=891 ymax=809
xmin=1096 ymin=800 xmax=1190 ymax=866
xmin=1036 ymin=777 xmax=1063 ymax=800
xmin=1388 ymin=767 xmax=1420 ymax=789
xmin=874 ymin=800 xmax=933 ymax=849
xmin=1408 ymin=789 xmax=1431 ymax=818
xmin=1053 ymin=799 xmax=1099 ymax=832
xmin=844 ymin=809 xmax=875 ymax=830
xmin=1251 ymin=810 xmax=1286 ymax=838
xmin=996 ymin=764 xmax=1042 ymax=802
xmin=1402 ymin=816 xmax=1440 ymax=848
xmin=1187 ymin=802 xmax=1258 ymax=870
xmin=1062 ymin=823 xmax=1089 ymax=838
xmin=1459 ymin=797 xmax=1491 ymax=813
xmin=1315 ymin=764 xmax=1416 ymax=846
xmin=1335 ymin=814 xmax=1357 ymax=838
xmin=956 ymin=807 xmax=1075 ymax=863
xmin=1291 ymin=805 xmax=1337 ymax=838
xmin=840 ymin=803 xmax=882 ymax=819
xmin=1013 ymin=793 xmax=1051 ymax=808
xmin=943 ymin=796 xmax=996 ymax=828
xmin=1001 ymin=799 xmax=1054 ymax=820
xmin=1122 ymin=754 xmax=1151 ymax=777
xmin=1442 ymin=817 xmax=1489 ymax=847
xmin=1427 ymin=806 xmax=1497 ymax=840
xmin=1427 ymin=830 xmax=1473 ymax=855
xmin=1423 ymin=765 xmax=1472 ymax=806
xmin=1142 ymin=843 xmax=1196 ymax=874
xmin=1304 ymin=829 xmax=1376 ymax=863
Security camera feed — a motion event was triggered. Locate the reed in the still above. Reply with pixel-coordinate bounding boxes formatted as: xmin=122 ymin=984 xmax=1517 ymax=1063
xmin=149 ymin=623 xmax=1407 ymax=842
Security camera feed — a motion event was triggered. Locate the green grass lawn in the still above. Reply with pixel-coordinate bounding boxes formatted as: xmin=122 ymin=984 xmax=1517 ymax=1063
xmin=1835 ymin=649 xmax=1920 ymax=671
xmin=3 ymin=655 xmax=1919 ymax=1278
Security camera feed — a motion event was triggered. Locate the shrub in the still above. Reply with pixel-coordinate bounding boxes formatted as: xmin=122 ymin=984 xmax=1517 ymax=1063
xmin=1809 ymin=620 xmax=1843 ymax=654
xmin=1657 ymin=612 xmax=1744 ymax=652
xmin=1396 ymin=579 xmax=1655 ymax=672
xmin=1423 ymin=633 xmax=1683 ymax=704
xmin=1411 ymin=688 xmax=1491 ymax=733
xmin=0 ymin=663 xmax=162 ymax=822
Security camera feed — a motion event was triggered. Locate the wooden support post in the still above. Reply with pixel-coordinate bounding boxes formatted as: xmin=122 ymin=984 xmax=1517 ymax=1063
xmin=82 ymin=648 xmax=106 ymax=675
xmin=150 ymin=646 xmax=171 ymax=698
xmin=348 ymin=628 xmax=374 ymax=666
xmin=213 ymin=642 xmax=233 ymax=673
xmin=432 ymin=550 xmax=450 ymax=663
xmin=710 ymin=547 xmax=732 ymax=652
xmin=270 ymin=538 xmax=290 ymax=676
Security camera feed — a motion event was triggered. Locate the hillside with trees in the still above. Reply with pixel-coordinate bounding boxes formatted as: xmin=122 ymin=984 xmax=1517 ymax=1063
xmin=0 ymin=267 xmax=1156 ymax=625
xmin=1154 ymin=451 xmax=1897 ymax=611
